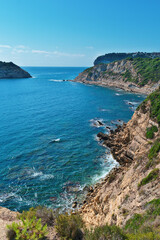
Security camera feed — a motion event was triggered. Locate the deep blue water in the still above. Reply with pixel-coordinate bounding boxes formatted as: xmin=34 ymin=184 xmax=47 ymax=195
xmin=0 ymin=67 xmax=145 ymax=211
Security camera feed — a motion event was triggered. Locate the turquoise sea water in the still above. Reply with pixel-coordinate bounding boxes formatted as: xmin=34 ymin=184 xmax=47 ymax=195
xmin=0 ymin=67 xmax=145 ymax=211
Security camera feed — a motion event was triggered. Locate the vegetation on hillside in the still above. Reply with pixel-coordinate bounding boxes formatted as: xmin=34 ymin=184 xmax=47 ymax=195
xmin=132 ymin=57 xmax=160 ymax=86
xmin=146 ymin=125 xmax=158 ymax=139
xmin=7 ymin=207 xmax=55 ymax=240
xmin=138 ymin=168 xmax=159 ymax=188
xmin=122 ymin=57 xmax=160 ymax=86
xmin=82 ymin=57 xmax=160 ymax=88
xmin=138 ymin=87 xmax=160 ymax=126
xmin=7 ymin=198 xmax=160 ymax=239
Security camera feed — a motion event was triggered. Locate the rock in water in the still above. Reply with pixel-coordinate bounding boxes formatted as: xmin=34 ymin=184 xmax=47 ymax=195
xmin=0 ymin=61 xmax=31 ymax=79
xmin=97 ymin=132 xmax=109 ymax=140
xmin=72 ymin=202 xmax=78 ymax=208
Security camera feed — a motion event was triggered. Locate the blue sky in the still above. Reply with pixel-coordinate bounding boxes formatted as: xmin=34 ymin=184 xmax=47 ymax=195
xmin=0 ymin=0 xmax=160 ymax=66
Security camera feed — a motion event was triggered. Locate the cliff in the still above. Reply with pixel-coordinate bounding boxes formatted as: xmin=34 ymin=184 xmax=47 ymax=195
xmin=74 ymin=58 xmax=160 ymax=94
xmin=80 ymin=88 xmax=160 ymax=228
xmin=94 ymin=52 xmax=160 ymax=65
xmin=0 ymin=61 xmax=31 ymax=79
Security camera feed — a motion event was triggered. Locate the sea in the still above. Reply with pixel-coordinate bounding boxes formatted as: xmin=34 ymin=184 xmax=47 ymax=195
xmin=0 ymin=67 xmax=145 ymax=212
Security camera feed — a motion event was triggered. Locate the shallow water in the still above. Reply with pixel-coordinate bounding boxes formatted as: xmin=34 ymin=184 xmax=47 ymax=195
xmin=0 ymin=67 xmax=145 ymax=211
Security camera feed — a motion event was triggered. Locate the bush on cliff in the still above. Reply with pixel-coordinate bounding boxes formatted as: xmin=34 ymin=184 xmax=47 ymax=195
xmin=85 ymin=224 xmax=127 ymax=240
xmin=138 ymin=168 xmax=159 ymax=188
xmin=55 ymin=212 xmax=84 ymax=240
xmin=7 ymin=216 xmax=48 ymax=240
xmin=146 ymin=126 xmax=158 ymax=139
xmin=125 ymin=198 xmax=160 ymax=240
xmin=20 ymin=206 xmax=55 ymax=226
xmin=7 ymin=206 xmax=56 ymax=240
xmin=148 ymin=139 xmax=160 ymax=160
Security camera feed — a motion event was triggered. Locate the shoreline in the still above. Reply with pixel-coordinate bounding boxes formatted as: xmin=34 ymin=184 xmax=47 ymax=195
xmin=71 ymin=79 xmax=154 ymax=95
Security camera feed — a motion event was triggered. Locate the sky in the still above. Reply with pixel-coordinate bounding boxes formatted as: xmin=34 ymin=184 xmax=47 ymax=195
xmin=0 ymin=0 xmax=160 ymax=66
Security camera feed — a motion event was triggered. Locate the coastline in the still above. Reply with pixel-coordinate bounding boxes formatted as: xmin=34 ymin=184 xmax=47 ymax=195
xmin=71 ymin=79 xmax=156 ymax=95
xmin=79 ymin=100 xmax=160 ymax=227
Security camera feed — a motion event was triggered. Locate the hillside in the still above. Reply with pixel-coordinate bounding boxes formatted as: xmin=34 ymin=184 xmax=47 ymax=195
xmin=74 ymin=58 xmax=160 ymax=94
xmin=94 ymin=52 xmax=160 ymax=65
xmin=0 ymin=61 xmax=31 ymax=79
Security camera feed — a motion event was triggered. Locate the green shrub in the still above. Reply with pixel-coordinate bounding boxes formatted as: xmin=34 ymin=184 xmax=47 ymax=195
xmin=127 ymin=231 xmax=160 ymax=240
xmin=125 ymin=214 xmax=144 ymax=233
xmin=85 ymin=224 xmax=127 ymax=240
xmin=143 ymin=88 xmax=160 ymax=126
xmin=125 ymin=198 xmax=160 ymax=238
xmin=7 ymin=216 xmax=48 ymax=240
xmin=146 ymin=126 xmax=158 ymax=139
xmin=146 ymin=199 xmax=160 ymax=216
xmin=123 ymin=70 xmax=135 ymax=83
xmin=138 ymin=168 xmax=159 ymax=188
xmin=148 ymin=139 xmax=160 ymax=160
xmin=20 ymin=206 xmax=55 ymax=226
xmin=55 ymin=212 xmax=83 ymax=240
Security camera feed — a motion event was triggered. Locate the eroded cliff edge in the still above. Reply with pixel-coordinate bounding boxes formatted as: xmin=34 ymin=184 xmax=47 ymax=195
xmin=74 ymin=58 xmax=160 ymax=94
xmin=80 ymin=88 xmax=160 ymax=227
xmin=0 ymin=61 xmax=31 ymax=79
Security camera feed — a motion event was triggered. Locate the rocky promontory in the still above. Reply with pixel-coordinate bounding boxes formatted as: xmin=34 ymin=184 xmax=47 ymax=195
xmin=74 ymin=57 xmax=160 ymax=94
xmin=0 ymin=61 xmax=31 ymax=79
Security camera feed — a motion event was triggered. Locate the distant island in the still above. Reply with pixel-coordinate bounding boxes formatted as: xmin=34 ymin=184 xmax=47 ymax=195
xmin=94 ymin=52 xmax=160 ymax=65
xmin=0 ymin=61 xmax=31 ymax=79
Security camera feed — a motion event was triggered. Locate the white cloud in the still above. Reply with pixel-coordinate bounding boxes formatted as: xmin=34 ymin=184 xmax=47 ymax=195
xmin=32 ymin=49 xmax=85 ymax=57
xmin=32 ymin=49 xmax=50 ymax=54
xmin=0 ymin=45 xmax=12 ymax=49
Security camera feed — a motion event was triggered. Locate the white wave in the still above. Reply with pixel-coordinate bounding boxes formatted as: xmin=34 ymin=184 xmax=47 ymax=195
xmin=27 ymin=168 xmax=43 ymax=178
xmin=124 ymin=100 xmax=140 ymax=106
xmin=94 ymin=134 xmax=100 ymax=142
xmin=115 ymin=93 xmax=121 ymax=96
xmin=49 ymin=79 xmax=64 ymax=82
xmin=32 ymin=171 xmax=43 ymax=177
xmin=99 ymin=108 xmax=109 ymax=112
xmin=0 ymin=192 xmax=19 ymax=203
xmin=40 ymin=174 xmax=54 ymax=180
xmin=91 ymin=153 xmax=118 ymax=183
xmin=50 ymin=138 xmax=61 ymax=143
xmin=90 ymin=118 xmax=105 ymax=128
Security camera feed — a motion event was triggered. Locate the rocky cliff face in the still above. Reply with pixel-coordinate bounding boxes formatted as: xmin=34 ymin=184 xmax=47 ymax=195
xmin=80 ymin=94 xmax=160 ymax=227
xmin=74 ymin=59 xmax=160 ymax=94
xmin=0 ymin=207 xmax=18 ymax=240
xmin=0 ymin=61 xmax=31 ymax=79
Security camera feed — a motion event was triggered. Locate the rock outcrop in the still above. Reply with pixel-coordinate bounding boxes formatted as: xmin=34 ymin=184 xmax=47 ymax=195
xmin=80 ymin=97 xmax=160 ymax=228
xmin=0 ymin=207 xmax=19 ymax=240
xmin=0 ymin=61 xmax=31 ymax=79
xmin=74 ymin=58 xmax=160 ymax=94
